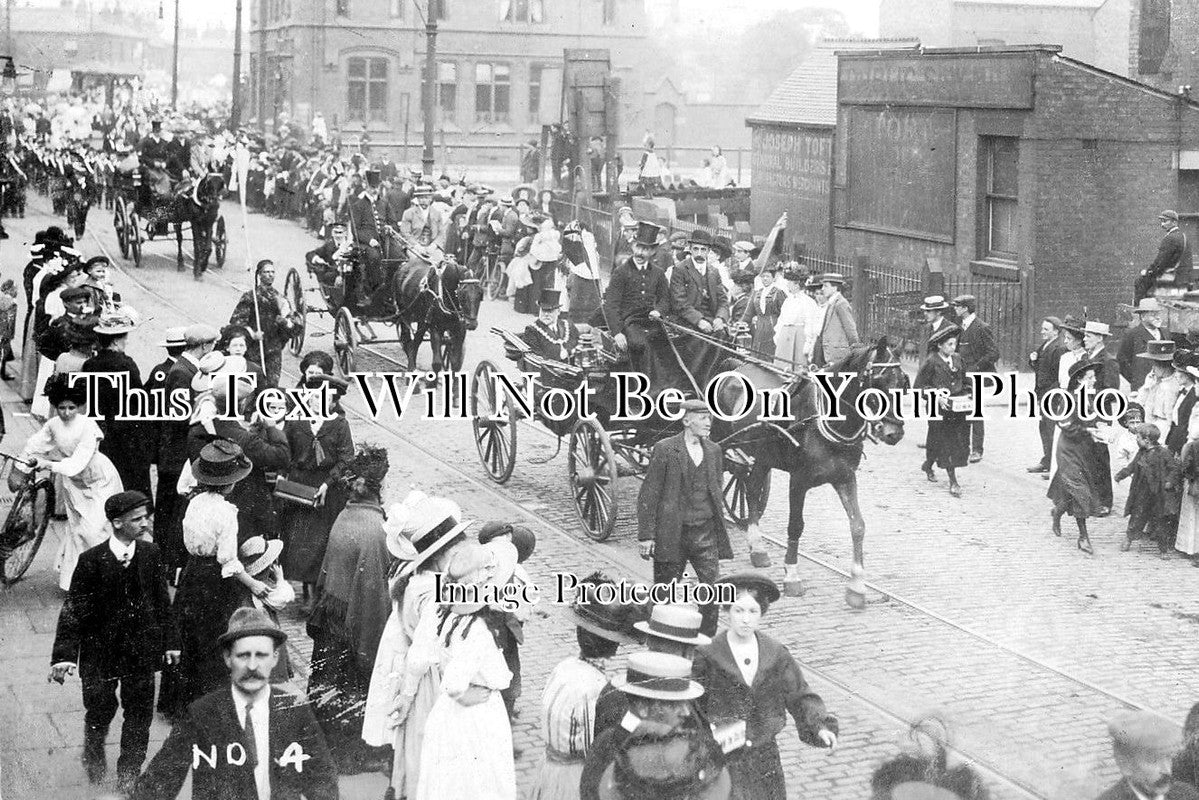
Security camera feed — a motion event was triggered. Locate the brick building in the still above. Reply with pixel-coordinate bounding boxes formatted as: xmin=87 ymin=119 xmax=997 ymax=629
xmin=10 ymin=6 xmax=149 ymax=92
xmin=831 ymin=45 xmax=1199 ymax=334
xmin=248 ymin=0 xmax=650 ymax=163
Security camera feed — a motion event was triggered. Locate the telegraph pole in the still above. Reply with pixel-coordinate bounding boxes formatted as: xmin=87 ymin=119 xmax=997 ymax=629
xmin=420 ymin=0 xmax=437 ymax=177
xmin=170 ymin=0 xmax=180 ymax=108
xmin=230 ymin=0 xmax=243 ymax=130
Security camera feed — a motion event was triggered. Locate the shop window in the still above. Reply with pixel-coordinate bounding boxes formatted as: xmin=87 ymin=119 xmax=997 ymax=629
xmin=529 ymin=63 xmax=542 ymax=123
xmin=390 ymin=0 xmax=403 ymax=17
xmin=983 ymin=137 xmax=1018 ymax=260
xmin=475 ymin=62 xmax=510 ymax=123
xmin=501 ymin=0 xmax=544 ymax=22
xmin=347 ymin=57 xmax=389 ymax=123
xmin=422 ymin=61 xmax=457 ymax=122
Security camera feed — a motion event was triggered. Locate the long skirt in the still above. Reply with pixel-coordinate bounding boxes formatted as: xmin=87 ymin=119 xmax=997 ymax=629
xmin=416 ymin=691 xmax=515 ymax=800
xmin=29 ymin=355 xmax=53 ymax=418
xmin=280 ymin=484 xmax=347 ymax=585
xmin=1048 ymin=432 xmax=1105 ymax=518
xmin=566 ymin=274 xmax=601 ymax=325
xmin=307 ymin=626 xmax=389 ymax=774
xmin=53 ymin=454 xmax=123 ymax=591
xmin=528 ymin=751 xmax=585 ymax=800
xmin=173 ymin=556 xmax=244 ymax=707
xmin=18 ymin=319 xmax=38 ymax=402
xmin=1178 ymin=483 xmax=1199 ymax=555
xmin=925 ymin=413 xmax=970 ymax=470
xmin=727 ymin=739 xmax=785 ymax=800
xmin=752 ymin=314 xmax=779 ymax=360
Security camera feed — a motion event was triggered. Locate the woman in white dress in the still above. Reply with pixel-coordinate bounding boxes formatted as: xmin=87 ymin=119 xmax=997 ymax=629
xmin=772 ymin=268 xmax=808 ymax=372
xmin=362 ymin=493 xmax=473 ymax=800
xmin=416 ymin=540 xmax=518 ymax=800
xmin=17 ymin=373 xmax=122 ymax=590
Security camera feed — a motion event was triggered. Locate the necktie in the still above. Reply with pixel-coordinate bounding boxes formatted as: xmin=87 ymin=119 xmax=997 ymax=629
xmin=244 ymin=701 xmax=259 ymax=768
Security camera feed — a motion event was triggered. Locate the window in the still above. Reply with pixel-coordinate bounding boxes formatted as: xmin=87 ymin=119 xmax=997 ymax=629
xmin=983 ymin=137 xmax=1018 ymax=259
xmin=423 ymin=61 xmax=457 ymax=122
xmin=336 ymin=0 xmax=349 ymax=16
xmin=390 ymin=0 xmax=403 ymax=17
xmin=528 ymin=63 xmax=542 ymax=123
xmin=501 ymin=0 xmax=543 ymax=22
xmin=602 ymin=0 xmax=615 ymax=24
xmin=347 ymin=57 xmax=389 ymax=123
xmin=475 ymin=62 xmax=510 ymax=123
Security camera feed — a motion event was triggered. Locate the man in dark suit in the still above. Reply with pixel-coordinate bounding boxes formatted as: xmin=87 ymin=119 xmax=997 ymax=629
xmin=1095 ymin=710 xmax=1198 ymax=800
xmin=919 ymin=295 xmax=954 ymax=355
xmin=952 ymin=294 xmax=1001 ymax=463
xmin=156 ymin=323 xmax=217 ymax=570
xmin=602 ymin=221 xmax=671 ymax=383
xmin=637 ymin=399 xmax=733 ymax=636
xmin=1082 ymin=320 xmax=1120 ymax=514
xmin=670 ymin=228 xmax=729 ymax=387
xmin=132 ymin=607 xmax=339 ymax=800
xmin=1137 ymin=210 xmax=1194 ymax=302
xmin=1118 ymin=297 xmax=1168 ymax=392
xmin=520 ymin=289 xmax=580 ymax=361
xmin=1028 ymin=316 xmax=1065 ymax=473
xmin=348 ymin=169 xmax=386 ymax=299
xmin=50 ymin=491 xmax=178 ymax=790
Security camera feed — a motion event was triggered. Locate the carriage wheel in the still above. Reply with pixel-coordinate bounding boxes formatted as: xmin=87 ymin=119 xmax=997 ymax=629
xmin=333 ymin=306 xmax=357 ymax=377
xmin=471 ymin=360 xmax=517 ymax=483
xmin=284 ymin=268 xmax=307 ymax=358
xmin=568 ymin=417 xmax=618 ymax=542
xmin=722 ymin=452 xmax=771 ymax=528
xmin=214 ymin=216 xmax=228 ymax=267
xmin=114 ymin=197 xmax=128 ymax=258
xmin=128 ymin=213 xmax=143 ymax=267
xmin=0 ymin=478 xmax=54 ymax=587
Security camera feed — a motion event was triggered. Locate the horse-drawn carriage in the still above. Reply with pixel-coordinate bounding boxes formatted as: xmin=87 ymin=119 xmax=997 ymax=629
xmin=285 ymin=229 xmax=483 ymax=376
xmin=469 ymin=315 xmax=909 ymax=607
xmin=111 ymin=156 xmax=228 ymax=276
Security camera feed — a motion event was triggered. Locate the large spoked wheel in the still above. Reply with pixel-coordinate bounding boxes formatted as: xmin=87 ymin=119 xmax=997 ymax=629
xmin=114 ymin=197 xmax=129 ymax=258
xmin=1 ymin=477 xmax=54 ymax=587
xmin=486 ymin=257 xmax=505 ymax=300
xmin=722 ymin=449 xmax=771 ymax=528
xmin=284 ymin=268 xmax=307 ymax=358
xmin=471 ymin=360 xmax=517 ymax=483
xmin=128 ymin=212 xmax=143 ymax=267
xmin=214 ymin=216 xmax=228 ymax=267
xmin=568 ymin=417 xmax=618 ymax=542
xmin=333 ymin=306 xmax=357 ymax=377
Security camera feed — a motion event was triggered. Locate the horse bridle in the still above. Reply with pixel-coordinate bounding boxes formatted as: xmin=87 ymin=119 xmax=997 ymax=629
xmin=815 ymin=348 xmax=904 ymax=445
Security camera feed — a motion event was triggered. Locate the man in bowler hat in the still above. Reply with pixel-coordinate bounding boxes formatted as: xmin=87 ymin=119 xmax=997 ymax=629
xmin=132 ymin=607 xmax=338 ymax=800
xmin=49 ymin=490 xmax=178 ymax=790
xmin=1096 ymin=710 xmax=1198 ymax=799
xmin=637 ymin=399 xmax=733 ymax=636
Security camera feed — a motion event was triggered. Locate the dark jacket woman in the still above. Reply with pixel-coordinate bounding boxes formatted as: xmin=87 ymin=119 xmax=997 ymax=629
xmin=913 ymin=350 xmax=971 ymax=470
xmin=279 ymin=412 xmax=354 ymax=585
xmin=81 ymin=347 xmax=151 ymax=496
xmin=693 ymin=632 xmax=837 ymax=800
xmin=186 ymin=418 xmax=291 ymax=542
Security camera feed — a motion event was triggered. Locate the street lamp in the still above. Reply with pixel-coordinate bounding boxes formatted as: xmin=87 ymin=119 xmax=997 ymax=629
xmin=417 ymin=0 xmax=438 ymax=177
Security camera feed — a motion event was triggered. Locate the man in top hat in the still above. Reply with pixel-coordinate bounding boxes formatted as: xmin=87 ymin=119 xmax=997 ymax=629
xmin=1029 ymin=316 xmax=1067 ymax=473
xmin=1095 ymin=711 xmax=1197 ymax=800
xmin=603 ymin=220 xmax=672 ymax=382
xmin=638 ymin=399 xmax=733 ymax=637
xmin=349 ymin=168 xmax=387 ymax=296
xmin=951 ymin=294 xmax=1000 ymax=463
xmin=812 ymin=272 xmax=859 ymax=367
xmin=132 ymin=607 xmax=339 ymax=800
xmin=1120 ymin=297 xmax=1169 ymax=393
xmin=137 ymin=119 xmax=172 ymax=216
xmin=919 ymin=295 xmax=952 ymax=355
xmin=50 ymin=490 xmax=178 ymax=791
xmin=1137 ymin=210 xmax=1194 ymax=302
xmin=520 ymin=289 xmax=581 ymax=362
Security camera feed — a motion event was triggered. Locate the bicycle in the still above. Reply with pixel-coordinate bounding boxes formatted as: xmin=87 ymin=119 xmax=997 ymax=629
xmin=0 ymin=453 xmax=55 ymax=587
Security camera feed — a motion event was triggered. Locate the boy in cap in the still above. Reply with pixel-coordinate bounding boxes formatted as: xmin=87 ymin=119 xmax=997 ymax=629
xmin=49 ymin=490 xmax=178 ymax=790
xmin=1115 ymin=423 xmax=1182 ymax=553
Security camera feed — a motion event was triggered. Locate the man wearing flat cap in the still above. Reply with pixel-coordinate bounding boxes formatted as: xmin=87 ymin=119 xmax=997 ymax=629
xmin=1097 ymin=711 xmax=1198 ymax=800
xmin=1137 ymin=211 xmax=1194 ymax=303
xmin=132 ymin=607 xmax=338 ymax=800
xmin=50 ymin=490 xmax=178 ymax=791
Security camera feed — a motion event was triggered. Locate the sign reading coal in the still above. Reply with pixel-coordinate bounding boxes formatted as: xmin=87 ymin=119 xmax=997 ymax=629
xmin=839 ymin=54 xmax=1035 ymax=109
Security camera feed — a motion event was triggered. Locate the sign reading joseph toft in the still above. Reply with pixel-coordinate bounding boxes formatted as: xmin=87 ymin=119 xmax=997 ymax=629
xmin=838 ymin=52 xmax=1036 ymax=110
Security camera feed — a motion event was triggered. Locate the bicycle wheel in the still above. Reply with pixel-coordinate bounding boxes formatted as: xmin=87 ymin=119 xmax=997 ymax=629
xmin=1 ymin=478 xmax=53 ymax=586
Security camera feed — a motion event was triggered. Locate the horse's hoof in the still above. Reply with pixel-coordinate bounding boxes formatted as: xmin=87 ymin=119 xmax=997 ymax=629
xmin=750 ymin=551 xmax=772 ymax=569
xmin=845 ymin=587 xmax=867 ymax=609
xmin=783 ymin=578 xmax=805 ymax=597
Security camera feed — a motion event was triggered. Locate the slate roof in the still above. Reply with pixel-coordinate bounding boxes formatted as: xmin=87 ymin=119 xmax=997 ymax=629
xmin=747 ymin=37 xmax=920 ymax=128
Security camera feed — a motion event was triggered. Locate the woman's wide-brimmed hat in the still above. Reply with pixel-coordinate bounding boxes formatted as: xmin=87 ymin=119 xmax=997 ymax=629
xmin=94 ymin=306 xmax=141 ymax=335
xmin=1136 ymin=339 xmax=1177 ymax=361
xmin=447 ymin=539 xmax=519 ymax=614
xmin=564 ymin=576 xmax=641 ymax=646
xmin=191 ymin=439 xmax=253 ymax=486
xmin=720 ymin=571 xmax=781 ymax=606
xmin=477 ymin=521 xmax=536 ymax=563
xmin=240 ymin=535 xmax=284 ymax=577
xmin=530 ymin=230 xmax=563 ymax=262
xmin=633 ymin=604 xmax=711 ymax=647
xmin=612 ymin=651 xmax=704 ymax=701
xmin=928 ymin=324 xmax=962 ymax=350
xmin=1058 ymin=315 xmax=1085 ymax=335
xmin=1067 ymin=358 xmax=1104 ymax=386
xmin=395 ymin=492 xmax=474 ymax=577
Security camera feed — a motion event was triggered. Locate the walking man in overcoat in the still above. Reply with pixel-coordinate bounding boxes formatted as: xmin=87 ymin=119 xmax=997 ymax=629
xmin=812 ymin=273 xmax=859 ymax=367
xmin=637 ymin=399 xmax=733 ymax=636
xmin=952 ymin=294 xmax=1001 ymax=463
xmin=50 ymin=491 xmax=179 ymax=791
xmin=1028 ymin=316 xmax=1065 ymax=473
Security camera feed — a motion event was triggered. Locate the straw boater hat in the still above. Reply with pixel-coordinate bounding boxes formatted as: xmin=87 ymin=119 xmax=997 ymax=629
xmin=240 ymin=536 xmax=284 ymax=577
xmin=919 ymin=295 xmax=950 ymax=313
xmin=159 ymin=326 xmax=188 ymax=348
xmin=612 ymin=652 xmax=704 ymax=701
xmin=395 ymin=494 xmax=474 ymax=578
xmin=634 ymin=604 xmax=711 ymax=647
xmin=1137 ymin=339 xmax=1177 ymax=361
xmin=1083 ymin=320 xmax=1111 ymax=337
xmin=821 ymin=272 xmax=846 ymax=285
xmin=191 ymin=440 xmax=253 ymax=486
xmin=446 ymin=539 xmax=519 ymax=614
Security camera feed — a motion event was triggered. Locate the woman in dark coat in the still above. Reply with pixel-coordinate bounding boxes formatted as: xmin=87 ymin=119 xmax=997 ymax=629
xmin=913 ymin=325 xmax=970 ymax=497
xmin=692 ymin=573 xmax=837 ymax=800
xmin=280 ymin=373 xmax=354 ymax=599
xmin=80 ymin=310 xmax=151 ymax=496
xmin=1048 ymin=359 xmax=1107 ymax=554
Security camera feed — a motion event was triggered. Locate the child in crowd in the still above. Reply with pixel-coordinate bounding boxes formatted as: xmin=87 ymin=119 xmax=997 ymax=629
xmin=1115 ymin=423 xmax=1182 ymax=553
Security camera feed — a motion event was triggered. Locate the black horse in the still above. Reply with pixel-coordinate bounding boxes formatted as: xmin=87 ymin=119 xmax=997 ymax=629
xmin=712 ymin=337 xmax=908 ymax=608
xmin=148 ymin=172 xmax=224 ymax=278
xmin=393 ymin=256 xmax=484 ymax=373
